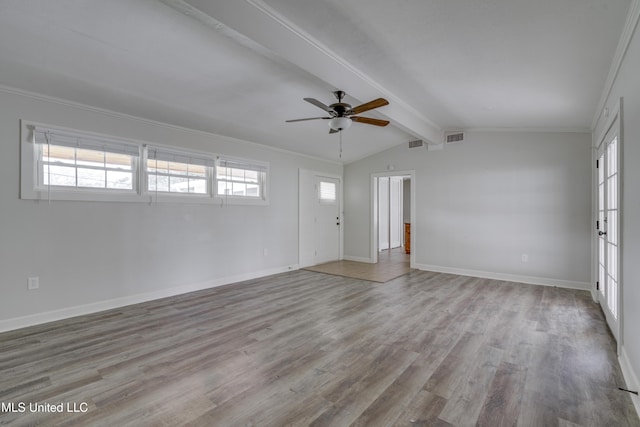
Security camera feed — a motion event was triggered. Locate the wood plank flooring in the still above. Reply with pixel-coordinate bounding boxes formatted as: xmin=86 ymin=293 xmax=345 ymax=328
xmin=1 ymin=270 xmax=638 ymax=426
xmin=304 ymin=248 xmax=411 ymax=282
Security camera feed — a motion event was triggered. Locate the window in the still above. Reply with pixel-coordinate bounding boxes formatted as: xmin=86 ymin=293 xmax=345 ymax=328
xmin=28 ymin=124 xmax=139 ymax=200
xmin=215 ymin=158 xmax=268 ymax=204
xmin=21 ymin=120 xmax=269 ymax=205
xmin=319 ymin=180 xmax=337 ymax=202
xmin=40 ymin=144 xmax=136 ymax=190
xmin=146 ymin=147 xmax=214 ymax=196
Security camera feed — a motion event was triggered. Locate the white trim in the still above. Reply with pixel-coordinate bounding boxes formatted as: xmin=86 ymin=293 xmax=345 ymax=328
xmin=591 ymin=99 xmax=623 ymax=302
xmin=0 ymin=264 xmax=299 ymax=333
xmin=595 ymin=100 xmax=623 ymax=150
xmin=370 ymin=170 xmax=416 ymax=268
xmin=464 ymin=127 xmax=591 ymax=134
xmin=214 ymin=155 xmax=270 ymax=205
xmin=592 ymin=98 xmax=623 ymax=348
xmin=1 ymin=84 xmax=342 ymax=166
xmin=413 ymin=263 xmax=590 ymax=290
xmin=591 ymin=141 xmax=599 ymax=303
xmin=591 ymin=0 xmax=640 ymax=129
xmin=21 ymin=120 xmax=143 ymax=202
xmin=298 ymin=169 xmax=344 ymax=267
xmin=20 ymin=119 xmax=273 ymax=205
xmin=182 ymin=0 xmax=441 ymax=144
xmin=619 ymin=345 xmax=640 ymax=418
xmin=246 ymin=0 xmax=441 ymax=132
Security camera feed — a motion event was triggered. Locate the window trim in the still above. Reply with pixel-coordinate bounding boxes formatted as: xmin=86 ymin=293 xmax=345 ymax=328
xmin=37 ymin=143 xmax=139 ymax=193
xmin=143 ymin=145 xmax=216 ymax=201
xmin=20 ymin=120 xmax=270 ymax=206
xmin=214 ymin=155 xmax=269 ymax=206
xmin=21 ymin=120 xmax=144 ymax=203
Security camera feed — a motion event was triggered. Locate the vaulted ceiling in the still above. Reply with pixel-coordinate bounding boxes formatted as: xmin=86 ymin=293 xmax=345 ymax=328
xmin=0 ymin=0 xmax=631 ymax=163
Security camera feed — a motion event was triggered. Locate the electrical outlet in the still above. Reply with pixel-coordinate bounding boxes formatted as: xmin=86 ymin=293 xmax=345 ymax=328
xmin=263 ymin=248 xmax=269 ymax=256
xmin=521 ymin=254 xmax=528 ymax=263
xmin=28 ymin=276 xmax=39 ymax=290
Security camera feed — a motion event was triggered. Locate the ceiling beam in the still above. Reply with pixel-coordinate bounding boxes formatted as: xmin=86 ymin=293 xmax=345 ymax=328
xmin=180 ymin=0 xmax=443 ymax=145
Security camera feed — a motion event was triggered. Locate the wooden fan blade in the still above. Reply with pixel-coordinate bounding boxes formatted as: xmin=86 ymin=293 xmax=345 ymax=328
xmin=351 ymin=116 xmax=390 ymax=127
xmin=304 ymin=98 xmax=333 ymax=113
xmin=349 ymin=98 xmax=389 ymax=115
xmin=286 ymin=117 xmax=331 ymax=123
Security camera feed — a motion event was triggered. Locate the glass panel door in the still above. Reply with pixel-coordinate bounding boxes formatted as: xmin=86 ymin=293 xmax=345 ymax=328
xmin=597 ymin=125 xmax=620 ymax=340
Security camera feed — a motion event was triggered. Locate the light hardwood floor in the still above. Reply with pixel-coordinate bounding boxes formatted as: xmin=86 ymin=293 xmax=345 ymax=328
xmin=304 ymin=248 xmax=410 ymax=282
xmin=1 ymin=270 xmax=638 ymax=426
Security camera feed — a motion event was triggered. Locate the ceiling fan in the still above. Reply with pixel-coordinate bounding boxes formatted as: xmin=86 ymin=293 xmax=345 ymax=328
xmin=286 ymin=90 xmax=390 ymax=133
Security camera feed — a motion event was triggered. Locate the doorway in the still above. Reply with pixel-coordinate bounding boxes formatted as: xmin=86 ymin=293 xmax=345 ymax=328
xmin=299 ymin=170 xmax=342 ymax=267
xmin=596 ymin=113 xmax=621 ymax=342
xmin=371 ymin=171 xmax=415 ymax=267
xmin=378 ymin=176 xmax=404 ymax=252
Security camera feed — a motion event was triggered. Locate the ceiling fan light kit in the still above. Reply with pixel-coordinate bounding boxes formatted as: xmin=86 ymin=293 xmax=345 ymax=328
xmin=329 ymin=116 xmax=352 ymax=131
xmin=286 ymin=90 xmax=390 ymax=134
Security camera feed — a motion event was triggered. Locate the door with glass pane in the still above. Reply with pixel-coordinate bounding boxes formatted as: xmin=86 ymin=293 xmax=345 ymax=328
xmin=299 ymin=171 xmax=341 ymax=266
xmin=597 ymin=125 xmax=620 ymax=339
xmin=315 ymin=176 xmax=341 ymax=263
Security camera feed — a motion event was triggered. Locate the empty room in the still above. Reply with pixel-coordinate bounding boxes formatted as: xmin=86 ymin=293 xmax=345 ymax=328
xmin=1 ymin=1 xmax=640 ymax=426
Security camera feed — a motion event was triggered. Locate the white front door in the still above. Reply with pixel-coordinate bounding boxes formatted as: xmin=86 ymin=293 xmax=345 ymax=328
xmin=315 ymin=176 xmax=341 ymax=263
xmin=597 ymin=124 xmax=620 ymax=340
xmin=299 ymin=170 xmax=341 ymax=267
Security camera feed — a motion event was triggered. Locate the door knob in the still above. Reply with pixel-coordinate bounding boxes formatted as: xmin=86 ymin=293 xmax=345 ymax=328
xmin=598 ymin=231 xmax=607 ymax=236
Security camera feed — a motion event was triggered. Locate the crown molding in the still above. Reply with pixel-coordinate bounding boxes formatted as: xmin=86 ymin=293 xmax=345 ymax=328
xmin=591 ymin=0 xmax=640 ymax=130
xmin=463 ymin=127 xmax=591 ymax=134
xmin=0 ymin=84 xmax=343 ymax=166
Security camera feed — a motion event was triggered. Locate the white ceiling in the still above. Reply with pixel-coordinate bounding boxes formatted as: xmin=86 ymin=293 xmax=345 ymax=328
xmin=0 ymin=0 xmax=631 ymax=163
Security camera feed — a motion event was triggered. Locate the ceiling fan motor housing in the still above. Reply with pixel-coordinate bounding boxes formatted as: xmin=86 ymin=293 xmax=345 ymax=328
xmin=330 ymin=103 xmax=351 ymax=116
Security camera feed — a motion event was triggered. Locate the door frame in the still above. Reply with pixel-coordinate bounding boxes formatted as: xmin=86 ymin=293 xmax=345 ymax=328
xmin=370 ymin=170 xmax=416 ymax=267
xmin=377 ymin=176 xmax=404 ymax=251
xmin=593 ymin=98 xmax=623 ymax=349
xmin=298 ymin=169 xmax=343 ymax=267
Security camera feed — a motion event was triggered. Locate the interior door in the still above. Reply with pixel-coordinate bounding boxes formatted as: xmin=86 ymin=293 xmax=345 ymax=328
xmin=597 ymin=125 xmax=620 ymax=339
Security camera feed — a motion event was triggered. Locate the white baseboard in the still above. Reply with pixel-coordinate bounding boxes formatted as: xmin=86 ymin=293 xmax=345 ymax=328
xmin=0 ymin=264 xmax=299 ymax=333
xmin=619 ymin=345 xmax=640 ymax=418
xmin=413 ymin=263 xmax=590 ymax=290
xmin=342 ymin=255 xmax=374 ymax=263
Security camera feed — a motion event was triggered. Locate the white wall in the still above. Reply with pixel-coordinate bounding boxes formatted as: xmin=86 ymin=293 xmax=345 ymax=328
xmin=0 ymin=88 xmax=341 ymax=330
xmin=344 ymin=131 xmax=592 ymax=288
xmin=593 ymin=2 xmax=640 ymax=410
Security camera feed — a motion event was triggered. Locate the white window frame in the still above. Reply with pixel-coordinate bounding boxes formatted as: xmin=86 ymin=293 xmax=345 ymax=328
xmin=20 ymin=120 xmax=270 ymax=206
xmin=143 ymin=145 xmax=216 ymax=203
xmin=20 ymin=120 xmax=143 ymax=203
xmin=214 ymin=156 xmax=269 ymax=205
